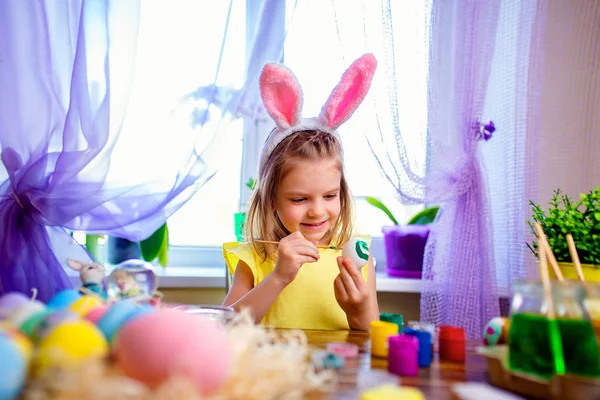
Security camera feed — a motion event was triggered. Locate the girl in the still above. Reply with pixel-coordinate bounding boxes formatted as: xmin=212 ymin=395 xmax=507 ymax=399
xmin=223 ymin=54 xmax=379 ymax=331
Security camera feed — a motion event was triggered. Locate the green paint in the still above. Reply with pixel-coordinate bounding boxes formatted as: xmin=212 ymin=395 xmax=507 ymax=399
xmin=355 ymin=240 xmax=369 ymax=261
xmin=380 ymin=313 xmax=403 ymax=329
xmin=509 ymin=313 xmax=600 ymax=379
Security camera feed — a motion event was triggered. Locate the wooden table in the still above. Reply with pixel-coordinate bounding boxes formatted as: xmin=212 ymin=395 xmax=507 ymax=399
xmin=303 ymin=329 xmax=487 ymax=399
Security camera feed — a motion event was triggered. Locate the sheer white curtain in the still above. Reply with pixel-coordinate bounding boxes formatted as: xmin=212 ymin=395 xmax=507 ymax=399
xmin=282 ymin=0 xmax=428 ymax=233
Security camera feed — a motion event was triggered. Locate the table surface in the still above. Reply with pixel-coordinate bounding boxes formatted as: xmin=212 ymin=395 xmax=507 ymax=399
xmin=303 ymin=329 xmax=487 ymax=399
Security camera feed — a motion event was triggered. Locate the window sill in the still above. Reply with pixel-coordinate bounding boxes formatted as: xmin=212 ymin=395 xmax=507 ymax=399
xmin=68 ymin=267 xmax=421 ymax=293
xmin=153 ymin=268 xmax=423 ymax=293
xmin=69 ymin=266 xmax=423 ymax=293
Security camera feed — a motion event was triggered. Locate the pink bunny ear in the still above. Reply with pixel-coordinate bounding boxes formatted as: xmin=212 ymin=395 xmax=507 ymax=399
xmin=259 ymin=63 xmax=303 ymax=129
xmin=319 ymin=53 xmax=377 ymax=130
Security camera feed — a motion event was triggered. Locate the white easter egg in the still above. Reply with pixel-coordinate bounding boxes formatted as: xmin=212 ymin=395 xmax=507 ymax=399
xmin=342 ymin=237 xmax=370 ymax=269
xmin=8 ymin=301 xmax=46 ymax=328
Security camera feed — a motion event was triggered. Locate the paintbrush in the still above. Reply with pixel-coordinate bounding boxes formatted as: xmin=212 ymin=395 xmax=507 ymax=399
xmin=254 ymin=240 xmax=343 ymax=250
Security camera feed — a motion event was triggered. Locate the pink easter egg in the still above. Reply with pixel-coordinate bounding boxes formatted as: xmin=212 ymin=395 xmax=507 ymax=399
xmin=113 ymin=309 xmax=231 ymax=395
xmin=84 ymin=304 xmax=110 ymax=324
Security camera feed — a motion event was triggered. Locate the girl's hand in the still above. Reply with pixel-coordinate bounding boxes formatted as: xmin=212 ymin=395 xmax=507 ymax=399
xmin=273 ymin=231 xmax=320 ymax=286
xmin=333 ymin=256 xmax=370 ymax=316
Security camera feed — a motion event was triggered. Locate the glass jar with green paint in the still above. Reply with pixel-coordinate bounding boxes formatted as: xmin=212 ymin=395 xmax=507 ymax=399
xmin=508 ymin=280 xmax=600 ymax=379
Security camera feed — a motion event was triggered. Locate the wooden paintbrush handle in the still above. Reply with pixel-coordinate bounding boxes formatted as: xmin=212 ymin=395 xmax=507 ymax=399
xmin=254 ymin=240 xmax=341 ymax=250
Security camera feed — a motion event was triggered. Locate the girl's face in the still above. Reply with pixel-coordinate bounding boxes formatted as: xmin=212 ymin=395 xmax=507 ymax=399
xmin=274 ymin=157 xmax=342 ymax=245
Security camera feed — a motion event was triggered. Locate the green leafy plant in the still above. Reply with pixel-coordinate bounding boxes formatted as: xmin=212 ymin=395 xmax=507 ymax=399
xmin=234 ymin=177 xmax=258 ymax=241
xmin=527 ymin=187 xmax=600 ymax=266
xmin=246 ymin=177 xmax=257 ymax=191
xmin=139 ymin=222 xmax=169 ymax=267
xmin=85 ymin=221 xmax=170 ymax=267
xmin=365 ymin=197 xmax=439 ymax=225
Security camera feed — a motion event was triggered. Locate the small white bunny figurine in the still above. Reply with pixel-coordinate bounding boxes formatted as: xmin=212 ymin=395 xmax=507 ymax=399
xmin=66 ymin=258 xmax=109 ymax=300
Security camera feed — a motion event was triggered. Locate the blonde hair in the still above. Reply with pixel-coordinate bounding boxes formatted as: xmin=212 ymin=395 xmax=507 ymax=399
xmin=245 ymin=130 xmax=354 ymax=261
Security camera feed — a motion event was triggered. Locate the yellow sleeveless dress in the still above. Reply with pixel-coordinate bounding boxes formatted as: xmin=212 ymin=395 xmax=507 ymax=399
xmin=222 ymin=236 xmax=370 ymax=330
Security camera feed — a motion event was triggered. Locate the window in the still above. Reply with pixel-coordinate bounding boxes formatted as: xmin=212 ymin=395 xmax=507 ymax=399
xmin=282 ymin=0 xmax=429 ymax=235
xmin=75 ymin=1 xmax=430 ymax=270
xmin=113 ymin=0 xmax=247 ymax=248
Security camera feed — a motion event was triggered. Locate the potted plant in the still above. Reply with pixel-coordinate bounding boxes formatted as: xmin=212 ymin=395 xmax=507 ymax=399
xmin=86 ymin=221 xmax=169 ymax=267
xmin=366 ymin=197 xmax=439 ymax=279
xmin=527 ymin=187 xmax=600 ymax=281
xmin=234 ymin=178 xmax=257 ymax=242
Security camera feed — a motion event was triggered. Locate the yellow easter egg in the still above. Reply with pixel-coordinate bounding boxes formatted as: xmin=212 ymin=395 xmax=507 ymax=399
xmin=68 ymin=295 xmax=104 ymax=317
xmin=33 ymin=320 xmax=108 ymax=377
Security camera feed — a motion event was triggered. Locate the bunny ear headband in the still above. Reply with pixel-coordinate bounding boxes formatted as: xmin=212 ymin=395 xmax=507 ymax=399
xmin=258 ymin=53 xmax=377 ymax=175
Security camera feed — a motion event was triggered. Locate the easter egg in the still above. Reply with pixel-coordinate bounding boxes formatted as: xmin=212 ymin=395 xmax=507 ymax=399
xmin=96 ymin=301 xmax=153 ymax=343
xmin=0 ymin=326 xmax=33 ymax=361
xmin=483 ymin=317 xmax=510 ymax=346
xmin=113 ymin=309 xmax=231 ymax=395
xmin=342 ymin=237 xmax=370 ymax=269
xmin=33 ymin=310 xmax=79 ymax=341
xmin=46 ymin=289 xmax=82 ymax=310
xmin=68 ymin=295 xmax=104 ymax=317
xmin=7 ymin=301 xmax=46 ymax=328
xmin=33 ymin=320 xmax=108 ymax=377
xmin=0 ymin=335 xmax=28 ymax=400
xmin=84 ymin=304 xmax=110 ymax=324
xmin=106 ymin=259 xmax=158 ymax=300
xmin=18 ymin=308 xmax=54 ymax=338
xmin=0 ymin=293 xmax=31 ymax=320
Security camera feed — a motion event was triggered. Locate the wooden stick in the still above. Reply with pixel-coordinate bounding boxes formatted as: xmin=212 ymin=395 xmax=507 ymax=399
xmin=536 ymin=225 xmax=566 ymax=375
xmin=534 ymin=223 xmax=565 ymax=282
xmin=538 ymin=234 xmax=554 ymax=318
xmin=566 ymin=234 xmax=585 ymax=282
xmin=254 ymin=240 xmax=343 ymax=250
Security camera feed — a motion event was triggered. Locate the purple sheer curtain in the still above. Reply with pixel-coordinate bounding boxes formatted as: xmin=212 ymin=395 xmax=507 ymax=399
xmin=360 ymin=0 xmax=547 ymax=338
xmin=420 ymin=0 xmax=549 ymax=338
xmin=0 ymin=1 xmax=142 ymax=301
xmin=0 ymin=0 xmax=292 ymax=302
xmin=417 ymin=0 xmax=502 ymax=338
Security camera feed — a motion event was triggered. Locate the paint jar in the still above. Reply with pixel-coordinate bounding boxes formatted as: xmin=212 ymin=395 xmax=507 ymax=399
xmin=380 ymin=313 xmax=403 ymax=330
xmin=403 ymin=327 xmax=432 ymax=367
xmin=438 ymin=325 xmax=465 ymax=363
xmin=388 ymin=334 xmax=419 ymax=377
xmin=583 ymin=282 xmax=600 ymax=343
xmin=509 ymin=280 xmax=600 ymax=378
xmin=370 ymin=320 xmax=399 ymax=358
xmin=408 ymin=321 xmax=437 ymax=352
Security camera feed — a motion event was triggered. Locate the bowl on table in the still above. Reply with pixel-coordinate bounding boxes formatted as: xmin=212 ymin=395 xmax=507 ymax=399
xmin=172 ymin=304 xmax=234 ymax=324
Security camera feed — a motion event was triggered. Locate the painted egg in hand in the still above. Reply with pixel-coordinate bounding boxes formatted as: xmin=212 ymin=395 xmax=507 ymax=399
xmin=342 ymin=237 xmax=370 ymax=269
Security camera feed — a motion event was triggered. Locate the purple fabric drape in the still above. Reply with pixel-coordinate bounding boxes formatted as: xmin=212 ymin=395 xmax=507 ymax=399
xmin=419 ymin=0 xmax=501 ymax=338
xmin=0 ymin=0 xmax=291 ymax=302
xmin=0 ymin=0 xmax=142 ymax=301
xmin=0 ymin=0 xmax=217 ymax=302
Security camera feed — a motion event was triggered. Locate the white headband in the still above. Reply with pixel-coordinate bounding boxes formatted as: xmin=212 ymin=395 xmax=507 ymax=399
xmin=258 ymin=53 xmax=377 ymax=176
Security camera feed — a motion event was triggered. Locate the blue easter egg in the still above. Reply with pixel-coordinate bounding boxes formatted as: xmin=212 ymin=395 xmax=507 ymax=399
xmin=96 ymin=301 xmax=153 ymax=343
xmin=46 ymin=289 xmax=82 ymax=310
xmin=0 ymin=335 xmax=27 ymax=400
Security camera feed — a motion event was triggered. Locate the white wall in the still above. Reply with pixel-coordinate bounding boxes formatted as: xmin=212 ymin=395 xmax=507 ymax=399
xmin=538 ymin=0 xmax=600 ymax=201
